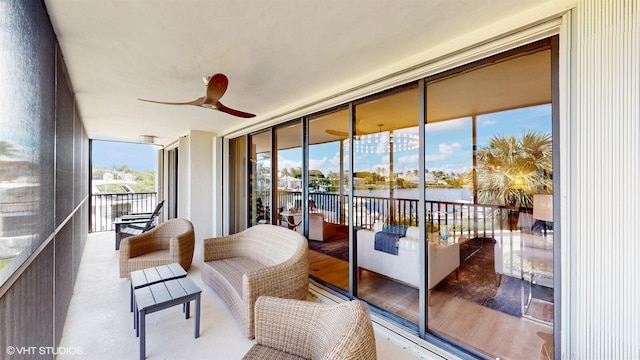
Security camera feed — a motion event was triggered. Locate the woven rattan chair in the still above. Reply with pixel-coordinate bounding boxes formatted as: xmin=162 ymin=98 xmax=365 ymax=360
xmin=201 ymin=224 xmax=309 ymax=339
xmin=243 ymin=296 xmax=377 ymax=360
xmin=119 ymin=218 xmax=195 ymax=278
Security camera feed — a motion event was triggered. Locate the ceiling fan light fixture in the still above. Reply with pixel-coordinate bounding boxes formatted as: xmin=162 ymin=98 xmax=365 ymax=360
xmin=139 ymin=135 xmax=156 ymax=144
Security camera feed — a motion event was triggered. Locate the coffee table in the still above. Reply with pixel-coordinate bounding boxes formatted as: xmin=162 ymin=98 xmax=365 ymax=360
xmin=129 ymin=263 xmax=187 ymax=314
xmin=134 ymin=277 xmax=202 ymax=360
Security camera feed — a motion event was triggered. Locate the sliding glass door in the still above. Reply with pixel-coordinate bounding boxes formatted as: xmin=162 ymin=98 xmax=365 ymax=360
xmin=227 ymin=37 xmax=558 ymax=360
xmin=424 ymin=41 xmax=554 ymax=358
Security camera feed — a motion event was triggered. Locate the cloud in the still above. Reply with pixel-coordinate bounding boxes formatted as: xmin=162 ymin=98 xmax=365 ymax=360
xmin=309 ymin=157 xmax=328 ymax=171
xmin=277 ymin=155 xmax=301 ymax=171
xmin=426 ymin=142 xmax=461 ymax=162
xmin=397 ymin=153 xmax=419 ymax=167
xmin=480 ymin=118 xmax=497 ymax=127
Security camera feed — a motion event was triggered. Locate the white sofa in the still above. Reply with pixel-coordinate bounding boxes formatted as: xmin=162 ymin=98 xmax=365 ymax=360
xmin=356 ymin=225 xmax=460 ymax=304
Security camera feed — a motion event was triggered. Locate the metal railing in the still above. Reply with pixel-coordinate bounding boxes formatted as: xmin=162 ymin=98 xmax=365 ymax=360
xmin=273 ymin=190 xmax=536 ymax=279
xmin=271 ymin=190 xmax=531 ymax=236
xmin=90 ymin=192 xmax=158 ymax=232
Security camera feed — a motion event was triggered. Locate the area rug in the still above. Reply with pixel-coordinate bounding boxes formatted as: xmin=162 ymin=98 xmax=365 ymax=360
xmin=309 ymin=233 xmax=553 ymax=319
xmin=307 ymin=225 xmax=349 ymax=262
xmin=434 ymin=238 xmax=502 ymax=311
xmin=483 ymin=275 xmax=554 ymax=320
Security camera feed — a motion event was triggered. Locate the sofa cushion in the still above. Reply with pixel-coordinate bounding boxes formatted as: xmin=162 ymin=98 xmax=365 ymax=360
xmin=398 ymin=236 xmax=418 ymax=251
xmin=204 ymin=257 xmax=266 ymax=296
xmin=243 ymin=345 xmax=305 ymax=360
xmin=404 ymin=226 xmax=419 ymax=240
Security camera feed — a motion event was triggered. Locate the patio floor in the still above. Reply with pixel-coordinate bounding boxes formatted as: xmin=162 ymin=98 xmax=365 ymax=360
xmin=58 ymin=231 xmax=430 ymax=359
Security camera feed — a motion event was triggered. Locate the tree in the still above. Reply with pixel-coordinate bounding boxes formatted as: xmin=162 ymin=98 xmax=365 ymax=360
xmin=476 ymin=131 xmax=552 ymax=207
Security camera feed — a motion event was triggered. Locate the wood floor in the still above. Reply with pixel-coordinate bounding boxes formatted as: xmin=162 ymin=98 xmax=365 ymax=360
xmin=309 ymin=250 xmax=554 ymax=360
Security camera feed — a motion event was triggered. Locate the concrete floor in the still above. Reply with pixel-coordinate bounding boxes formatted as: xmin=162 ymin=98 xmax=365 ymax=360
xmin=58 ymin=231 xmax=435 ymax=360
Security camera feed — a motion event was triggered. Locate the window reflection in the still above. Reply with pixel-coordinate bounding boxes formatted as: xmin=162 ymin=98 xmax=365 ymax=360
xmin=249 ymin=131 xmax=271 ymax=227
xmin=0 ymin=141 xmax=41 ymax=274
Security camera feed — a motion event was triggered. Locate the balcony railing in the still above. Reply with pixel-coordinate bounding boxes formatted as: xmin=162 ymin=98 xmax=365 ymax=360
xmin=90 ymin=192 xmax=158 ymax=232
xmin=276 ymin=190 xmax=535 ymax=279
xmin=275 ymin=191 xmax=529 ymax=234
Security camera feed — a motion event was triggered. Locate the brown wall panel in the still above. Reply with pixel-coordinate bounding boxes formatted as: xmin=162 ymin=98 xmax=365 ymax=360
xmin=0 ymin=242 xmax=55 ymax=360
xmin=54 ymin=221 xmax=74 ymax=344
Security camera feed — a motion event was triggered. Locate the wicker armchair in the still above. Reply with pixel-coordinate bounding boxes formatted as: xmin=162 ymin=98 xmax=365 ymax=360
xmin=119 ymin=218 xmax=195 ymax=278
xmin=243 ymin=296 xmax=377 ymax=360
xmin=201 ymin=224 xmax=309 ymax=338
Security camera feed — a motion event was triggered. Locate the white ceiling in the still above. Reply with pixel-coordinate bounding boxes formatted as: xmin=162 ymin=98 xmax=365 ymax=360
xmin=44 ymin=0 xmax=557 ymax=146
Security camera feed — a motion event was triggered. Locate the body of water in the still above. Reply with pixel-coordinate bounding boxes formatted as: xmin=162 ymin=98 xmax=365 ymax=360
xmin=353 ymin=187 xmax=473 ymax=203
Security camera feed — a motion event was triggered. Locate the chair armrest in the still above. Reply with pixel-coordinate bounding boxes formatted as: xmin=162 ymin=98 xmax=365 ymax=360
xmin=427 ymin=242 xmax=460 ymax=289
xmin=114 ymin=218 xmax=149 ymax=226
xmin=243 ymin=248 xmax=309 ymax=304
xmin=434 ymin=242 xmax=460 ymax=263
xmin=202 ymin=233 xmax=244 ymax=262
xmin=253 ymin=296 xmax=324 ymax=352
xmin=120 ymin=227 xmax=166 ymax=257
xmin=119 ymin=213 xmax=152 ymax=221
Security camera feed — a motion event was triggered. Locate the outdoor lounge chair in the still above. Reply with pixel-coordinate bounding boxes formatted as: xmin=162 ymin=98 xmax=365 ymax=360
xmin=242 ymin=296 xmax=377 ymax=360
xmin=119 ymin=218 xmax=195 ymax=278
xmin=201 ymin=225 xmax=309 ymax=338
xmin=114 ymin=200 xmax=165 ymax=250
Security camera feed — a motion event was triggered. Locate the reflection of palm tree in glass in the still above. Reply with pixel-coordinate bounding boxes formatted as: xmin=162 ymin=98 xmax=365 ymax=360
xmin=0 ymin=140 xmax=19 ymax=159
xmin=476 ymin=131 xmax=552 ymax=207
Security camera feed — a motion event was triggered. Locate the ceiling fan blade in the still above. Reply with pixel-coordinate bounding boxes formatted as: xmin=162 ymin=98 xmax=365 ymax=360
xmin=216 ymin=101 xmax=256 ymax=118
xmin=325 ymin=129 xmax=348 ymax=137
xmin=138 ymin=97 xmax=204 ymax=106
xmin=205 ymin=74 xmax=228 ymax=103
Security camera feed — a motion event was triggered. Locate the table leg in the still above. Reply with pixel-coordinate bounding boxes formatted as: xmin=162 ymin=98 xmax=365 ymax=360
xmin=139 ymin=309 xmax=146 ymax=360
xmin=185 ymin=301 xmax=190 ymax=319
xmin=194 ymin=293 xmax=201 ymax=338
xmin=115 ymin=223 xmax=122 ymax=250
xmin=135 ymin=302 xmax=139 ymax=336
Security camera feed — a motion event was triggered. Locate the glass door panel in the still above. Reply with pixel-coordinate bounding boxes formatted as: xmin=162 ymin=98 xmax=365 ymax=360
xmin=352 ymin=85 xmax=420 ymax=324
xmin=229 ymin=136 xmax=247 ymax=233
xmin=275 ymin=121 xmax=302 ymax=232
xmin=249 ymin=131 xmax=271 ymax=227
xmin=307 ymin=109 xmax=350 ymax=291
xmin=425 ymin=44 xmax=554 ymax=359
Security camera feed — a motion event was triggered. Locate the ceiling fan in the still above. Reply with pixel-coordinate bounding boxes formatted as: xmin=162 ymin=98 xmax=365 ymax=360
xmin=138 ymin=73 xmax=256 ymax=118
xmin=325 ymin=118 xmax=371 ymax=138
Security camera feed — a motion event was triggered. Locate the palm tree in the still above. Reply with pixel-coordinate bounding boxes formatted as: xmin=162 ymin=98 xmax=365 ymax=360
xmin=476 ymin=131 xmax=552 ymax=207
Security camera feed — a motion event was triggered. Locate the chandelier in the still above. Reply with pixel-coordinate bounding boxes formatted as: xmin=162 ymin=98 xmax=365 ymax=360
xmin=346 ymin=125 xmax=420 ymax=154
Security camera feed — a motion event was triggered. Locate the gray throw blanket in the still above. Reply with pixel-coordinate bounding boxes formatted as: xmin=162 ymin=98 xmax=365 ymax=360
xmin=374 ymin=231 xmax=400 ymax=255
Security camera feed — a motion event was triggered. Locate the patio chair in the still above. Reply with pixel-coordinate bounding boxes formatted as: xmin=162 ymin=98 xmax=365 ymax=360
xmin=114 ymin=200 xmax=165 ymax=250
xmin=119 ymin=218 xmax=195 ymax=278
xmin=243 ymin=296 xmax=377 ymax=360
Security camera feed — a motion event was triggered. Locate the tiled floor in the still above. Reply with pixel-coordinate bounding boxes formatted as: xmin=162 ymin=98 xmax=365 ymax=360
xmin=58 ymin=231 xmax=437 ymax=359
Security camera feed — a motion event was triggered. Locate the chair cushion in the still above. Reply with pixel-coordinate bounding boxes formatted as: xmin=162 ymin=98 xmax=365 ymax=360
xmin=242 ymin=345 xmax=305 ymax=360
xmin=204 ymin=257 xmax=266 ymax=296
xmin=133 ymin=249 xmax=170 ymax=260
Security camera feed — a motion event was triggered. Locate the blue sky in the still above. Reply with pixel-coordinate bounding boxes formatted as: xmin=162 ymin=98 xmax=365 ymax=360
xmin=91 ymin=104 xmax=551 ymax=175
xmin=278 ymin=104 xmax=552 ymax=177
xmin=92 ymin=141 xmax=159 ymax=171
